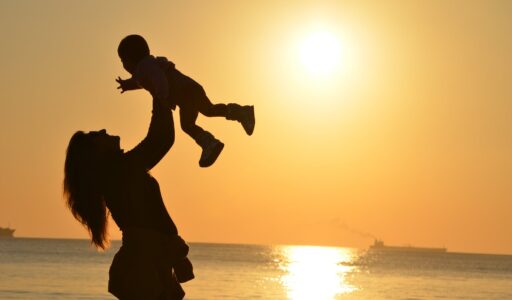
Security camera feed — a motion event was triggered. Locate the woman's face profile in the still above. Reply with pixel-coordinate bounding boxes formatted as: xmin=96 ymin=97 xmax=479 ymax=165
xmin=89 ymin=129 xmax=121 ymax=154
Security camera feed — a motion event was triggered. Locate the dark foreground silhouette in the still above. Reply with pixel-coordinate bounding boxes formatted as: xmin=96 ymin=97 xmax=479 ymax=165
xmin=64 ymin=98 xmax=192 ymax=300
xmin=116 ymin=34 xmax=255 ymax=167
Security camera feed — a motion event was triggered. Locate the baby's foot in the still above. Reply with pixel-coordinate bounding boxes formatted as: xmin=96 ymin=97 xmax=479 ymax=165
xmin=240 ymin=106 xmax=255 ymax=135
xmin=226 ymin=104 xmax=255 ymax=135
xmin=199 ymin=138 xmax=224 ymax=167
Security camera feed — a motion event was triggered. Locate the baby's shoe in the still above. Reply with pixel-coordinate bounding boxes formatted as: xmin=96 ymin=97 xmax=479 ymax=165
xmin=197 ymin=132 xmax=224 ymax=167
xmin=226 ymin=104 xmax=255 ymax=136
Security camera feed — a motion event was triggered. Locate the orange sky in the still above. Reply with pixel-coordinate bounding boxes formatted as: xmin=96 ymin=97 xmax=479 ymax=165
xmin=1 ymin=1 xmax=511 ymax=255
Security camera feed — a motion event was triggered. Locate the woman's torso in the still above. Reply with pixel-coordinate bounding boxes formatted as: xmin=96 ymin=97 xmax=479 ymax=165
xmin=105 ymin=158 xmax=178 ymax=236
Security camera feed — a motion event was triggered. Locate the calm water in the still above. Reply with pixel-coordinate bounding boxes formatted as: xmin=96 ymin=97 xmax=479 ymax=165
xmin=1 ymin=238 xmax=511 ymax=300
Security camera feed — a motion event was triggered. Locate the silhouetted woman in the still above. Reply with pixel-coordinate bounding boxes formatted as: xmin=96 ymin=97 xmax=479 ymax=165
xmin=64 ymin=98 xmax=193 ymax=300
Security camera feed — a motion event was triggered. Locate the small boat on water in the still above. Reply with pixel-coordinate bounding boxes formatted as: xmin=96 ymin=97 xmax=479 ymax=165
xmin=0 ymin=227 xmax=15 ymax=238
xmin=370 ymin=239 xmax=447 ymax=253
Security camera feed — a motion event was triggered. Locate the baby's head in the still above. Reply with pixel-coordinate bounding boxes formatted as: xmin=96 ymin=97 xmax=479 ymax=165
xmin=118 ymin=34 xmax=150 ymax=74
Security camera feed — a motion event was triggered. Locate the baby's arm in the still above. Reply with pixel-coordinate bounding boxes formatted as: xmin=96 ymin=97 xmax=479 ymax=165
xmin=136 ymin=58 xmax=169 ymax=101
xmin=116 ymin=77 xmax=141 ymax=93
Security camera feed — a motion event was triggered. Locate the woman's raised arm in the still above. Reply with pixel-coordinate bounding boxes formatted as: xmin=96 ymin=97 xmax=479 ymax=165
xmin=124 ymin=98 xmax=174 ymax=171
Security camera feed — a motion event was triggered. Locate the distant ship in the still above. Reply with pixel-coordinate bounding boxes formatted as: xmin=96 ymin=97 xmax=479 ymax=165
xmin=0 ymin=227 xmax=15 ymax=238
xmin=370 ymin=239 xmax=447 ymax=253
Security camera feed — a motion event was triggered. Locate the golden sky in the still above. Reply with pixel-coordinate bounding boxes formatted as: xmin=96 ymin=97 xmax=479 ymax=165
xmin=0 ymin=0 xmax=511 ymax=254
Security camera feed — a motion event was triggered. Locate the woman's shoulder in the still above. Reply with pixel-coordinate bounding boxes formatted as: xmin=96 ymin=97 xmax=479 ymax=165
xmin=117 ymin=154 xmax=143 ymax=174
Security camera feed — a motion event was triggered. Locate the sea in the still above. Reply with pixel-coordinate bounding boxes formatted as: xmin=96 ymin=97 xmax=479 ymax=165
xmin=1 ymin=238 xmax=511 ymax=300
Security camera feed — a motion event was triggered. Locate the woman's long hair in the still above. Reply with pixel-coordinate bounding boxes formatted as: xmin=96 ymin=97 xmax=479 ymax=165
xmin=64 ymin=131 xmax=110 ymax=249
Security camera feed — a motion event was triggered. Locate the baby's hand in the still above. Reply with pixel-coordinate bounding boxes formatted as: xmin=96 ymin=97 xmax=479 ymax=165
xmin=116 ymin=76 xmax=129 ymax=93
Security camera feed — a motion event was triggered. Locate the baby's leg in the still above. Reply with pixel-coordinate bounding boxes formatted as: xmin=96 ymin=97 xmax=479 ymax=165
xmin=180 ymin=105 xmax=224 ymax=167
xmin=192 ymin=86 xmax=227 ymax=117
xmin=179 ymin=105 xmax=204 ymax=138
xmin=192 ymin=86 xmax=255 ymax=135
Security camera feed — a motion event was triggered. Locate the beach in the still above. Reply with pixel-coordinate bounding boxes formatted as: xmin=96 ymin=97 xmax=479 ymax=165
xmin=1 ymin=238 xmax=511 ymax=300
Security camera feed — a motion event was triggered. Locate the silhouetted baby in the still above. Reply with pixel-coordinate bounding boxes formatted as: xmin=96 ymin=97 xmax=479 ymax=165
xmin=116 ymin=34 xmax=255 ymax=167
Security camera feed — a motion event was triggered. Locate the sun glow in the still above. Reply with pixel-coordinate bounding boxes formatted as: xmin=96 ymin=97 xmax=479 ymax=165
xmin=299 ymin=31 xmax=342 ymax=76
xmin=280 ymin=246 xmax=357 ymax=300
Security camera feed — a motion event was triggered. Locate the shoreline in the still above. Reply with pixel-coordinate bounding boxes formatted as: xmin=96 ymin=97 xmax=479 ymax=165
xmin=3 ymin=236 xmax=512 ymax=257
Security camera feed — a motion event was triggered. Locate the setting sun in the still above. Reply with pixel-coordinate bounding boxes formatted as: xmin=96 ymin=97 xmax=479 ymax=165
xmin=299 ymin=30 xmax=342 ymax=76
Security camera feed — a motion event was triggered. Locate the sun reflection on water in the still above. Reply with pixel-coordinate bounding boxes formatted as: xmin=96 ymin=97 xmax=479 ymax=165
xmin=278 ymin=246 xmax=357 ymax=300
